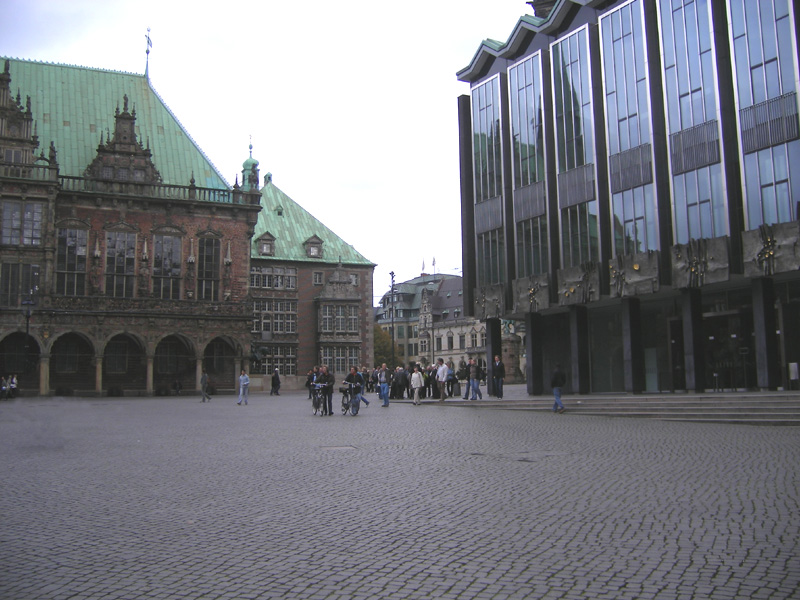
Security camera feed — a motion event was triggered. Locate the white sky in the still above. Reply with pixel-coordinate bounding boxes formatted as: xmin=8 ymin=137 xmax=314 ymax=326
xmin=1 ymin=0 xmax=531 ymax=304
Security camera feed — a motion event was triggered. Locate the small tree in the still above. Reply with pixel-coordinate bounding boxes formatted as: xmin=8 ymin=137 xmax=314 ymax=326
xmin=373 ymin=324 xmax=401 ymax=367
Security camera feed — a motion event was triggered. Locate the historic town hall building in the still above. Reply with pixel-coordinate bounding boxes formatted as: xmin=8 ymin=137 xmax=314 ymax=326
xmin=0 ymin=58 xmax=373 ymax=396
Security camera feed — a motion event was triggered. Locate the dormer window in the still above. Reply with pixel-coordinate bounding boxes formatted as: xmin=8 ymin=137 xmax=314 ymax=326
xmin=257 ymin=233 xmax=276 ymax=257
xmin=304 ymin=235 xmax=324 ymax=258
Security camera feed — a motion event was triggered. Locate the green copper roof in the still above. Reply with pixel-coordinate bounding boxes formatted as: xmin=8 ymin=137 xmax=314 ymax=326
xmin=3 ymin=57 xmax=229 ymax=189
xmin=253 ymin=174 xmax=374 ymax=266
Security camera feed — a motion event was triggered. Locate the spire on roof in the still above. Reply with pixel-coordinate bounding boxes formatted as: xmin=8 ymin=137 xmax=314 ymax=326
xmin=145 ymin=27 xmax=152 ymax=79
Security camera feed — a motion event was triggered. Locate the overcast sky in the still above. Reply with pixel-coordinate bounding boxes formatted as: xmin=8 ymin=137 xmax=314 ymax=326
xmin=1 ymin=0 xmax=531 ymax=303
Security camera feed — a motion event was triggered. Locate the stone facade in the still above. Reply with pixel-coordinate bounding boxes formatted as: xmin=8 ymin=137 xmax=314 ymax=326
xmin=0 ymin=59 xmax=261 ymax=395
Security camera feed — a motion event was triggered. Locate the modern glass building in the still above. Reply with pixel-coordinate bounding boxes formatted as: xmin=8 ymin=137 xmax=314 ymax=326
xmin=458 ymin=0 xmax=800 ymax=394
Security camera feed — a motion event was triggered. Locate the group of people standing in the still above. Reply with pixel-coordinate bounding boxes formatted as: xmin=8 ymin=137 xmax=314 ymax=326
xmin=0 ymin=374 xmax=18 ymax=399
xmin=304 ymin=365 xmax=369 ymax=415
xmin=205 ymin=358 xmax=569 ymax=414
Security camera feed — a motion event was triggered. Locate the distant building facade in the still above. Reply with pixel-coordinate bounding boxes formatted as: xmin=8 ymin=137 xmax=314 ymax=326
xmin=249 ymin=171 xmax=374 ymax=388
xmin=458 ymin=0 xmax=800 ymax=394
xmin=375 ymin=274 xmax=494 ymax=372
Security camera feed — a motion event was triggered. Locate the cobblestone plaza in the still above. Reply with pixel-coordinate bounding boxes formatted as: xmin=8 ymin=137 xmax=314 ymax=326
xmin=1 ymin=392 xmax=798 ymax=599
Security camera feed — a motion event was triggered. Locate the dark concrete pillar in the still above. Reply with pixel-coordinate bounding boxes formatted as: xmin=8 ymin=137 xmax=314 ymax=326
xmin=569 ymin=305 xmax=590 ymax=394
xmin=752 ymin=277 xmax=779 ymax=390
xmin=681 ymin=288 xmax=705 ymax=392
xmin=525 ymin=312 xmax=544 ymax=395
xmin=622 ymin=297 xmax=645 ymax=393
xmin=485 ymin=318 xmax=502 ymax=396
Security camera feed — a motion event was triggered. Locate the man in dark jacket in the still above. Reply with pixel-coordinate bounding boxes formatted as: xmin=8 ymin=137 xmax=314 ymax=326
xmin=492 ymin=355 xmax=506 ymax=399
xmin=318 ymin=365 xmax=335 ymax=415
xmin=551 ymin=364 xmax=566 ymax=413
xmin=270 ymin=368 xmax=281 ymax=396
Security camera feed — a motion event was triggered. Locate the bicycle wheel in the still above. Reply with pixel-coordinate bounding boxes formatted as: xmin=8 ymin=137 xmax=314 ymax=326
xmin=313 ymin=390 xmax=324 ymax=415
xmin=350 ymin=395 xmax=360 ymax=416
xmin=341 ymin=392 xmax=349 ymax=415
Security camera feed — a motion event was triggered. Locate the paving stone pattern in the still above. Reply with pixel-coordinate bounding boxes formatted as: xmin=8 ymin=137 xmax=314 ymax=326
xmin=1 ymin=391 xmax=798 ymax=600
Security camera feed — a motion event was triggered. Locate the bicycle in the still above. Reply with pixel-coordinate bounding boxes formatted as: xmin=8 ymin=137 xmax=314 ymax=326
xmin=311 ymin=383 xmax=326 ymax=416
xmin=340 ymin=384 xmax=360 ymax=416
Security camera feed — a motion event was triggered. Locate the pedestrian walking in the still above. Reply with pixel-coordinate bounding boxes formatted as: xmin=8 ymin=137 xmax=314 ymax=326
xmin=270 ymin=368 xmax=281 ymax=396
xmin=344 ymin=366 xmax=369 ymax=408
xmin=463 ymin=358 xmax=474 ymax=399
xmin=551 ymin=364 xmax=566 ymax=413
xmin=469 ymin=359 xmax=483 ymax=400
xmin=200 ymin=369 xmax=211 ymax=402
xmin=492 ymin=355 xmax=505 ymax=399
xmin=410 ymin=365 xmax=424 ymax=405
xmin=237 ymin=369 xmax=250 ymax=405
xmin=305 ymin=369 xmax=315 ymax=399
xmin=436 ymin=358 xmax=449 ymax=402
xmin=378 ymin=363 xmax=391 ymax=407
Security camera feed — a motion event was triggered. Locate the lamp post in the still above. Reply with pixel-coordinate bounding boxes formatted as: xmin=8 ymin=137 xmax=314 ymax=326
xmin=389 ymin=271 xmax=395 ymax=369
xmin=21 ymin=287 xmax=37 ymax=375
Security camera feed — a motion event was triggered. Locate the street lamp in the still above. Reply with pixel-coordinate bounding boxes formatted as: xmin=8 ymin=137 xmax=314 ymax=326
xmin=21 ymin=286 xmax=37 ymax=375
xmin=389 ymin=271 xmax=395 ymax=369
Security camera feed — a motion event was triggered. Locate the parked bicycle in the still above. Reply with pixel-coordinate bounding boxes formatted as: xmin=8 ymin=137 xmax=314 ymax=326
xmin=340 ymin=384 xmax=360 ymax=416
xmin=311 ymin=383 xmax=326 ymax=416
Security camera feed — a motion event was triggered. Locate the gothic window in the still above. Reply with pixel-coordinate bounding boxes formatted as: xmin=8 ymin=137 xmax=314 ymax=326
xmin=198 ymin=238 xmax=220 ymax=301
xmin=55 ymin=228 xmax=87 ymax=296
xmin=105 ymin=231 xmax=136 ymax=298
xmin=252 ymin=345 xmax=297 ymax=376
xmin=286 ymin=268 xmax=297 ymax=290
xmin=153 ymin=235 xmax=182 ymax=300
xmin=322 ymin=305 xmax=334 ymax=332
xmin=0 ymin=263 xmax=39 ymax=307
xmin=348 ymin=306 xmax=359 ymax=332
xmin=1 ymin=201 xmax=43 ymax=246
xmin=335 ymin=305 xmax=347 ymax=332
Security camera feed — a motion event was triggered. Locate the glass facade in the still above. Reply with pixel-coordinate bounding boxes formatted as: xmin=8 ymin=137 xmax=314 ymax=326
xmin=552 ymin=26 xmax=599 ymax=267
xmin=601 ymin=0 xmax=659 ymax=255
xmin=509 ymin=54 xmax=546 ymax=190
xmin=729 ymin=0 xmax=800 ymax=228
xmin=477 ymin=228 xmax=505 ymax=286
xmin=510 ymin=53 xmax=549 ymax=277
xmin=471 ymin=76 xmax=503 ymax=204
xmin=660 ymin=0 xmax=727 ymax=243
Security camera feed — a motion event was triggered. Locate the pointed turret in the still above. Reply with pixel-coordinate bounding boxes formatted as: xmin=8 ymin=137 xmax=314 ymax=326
xmin=240 ymin=142 xmax=260 ymax=192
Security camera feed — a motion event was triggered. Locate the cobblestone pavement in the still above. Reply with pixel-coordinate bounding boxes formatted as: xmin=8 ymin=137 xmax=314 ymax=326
xmin=1 ymin=390 xmax=798 ymax=600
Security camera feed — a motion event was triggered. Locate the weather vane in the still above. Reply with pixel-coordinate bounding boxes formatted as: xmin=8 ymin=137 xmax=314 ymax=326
xmin=145 ymin=27 xmax=152 ymax=78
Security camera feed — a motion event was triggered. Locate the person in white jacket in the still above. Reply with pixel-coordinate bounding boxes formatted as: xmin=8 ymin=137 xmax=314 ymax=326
xmin=436 ymin=358 xmax=449 ymax=402
xmin=410 ymin=365 xmax=424 ymax=405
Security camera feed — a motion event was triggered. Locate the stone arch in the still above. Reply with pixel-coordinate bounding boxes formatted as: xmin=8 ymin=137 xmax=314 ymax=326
xmin=102 ymin=333 xmax=148 ymax=396
xmin=202 ymin=336 xmax=240 ymax=392
xmin=153 ymin=334 xmax=196 ymax=396
xmin=49 ymin=332 xmax=97 ymax=396
xmin=0 ymin=331 xmax=41 ymax=395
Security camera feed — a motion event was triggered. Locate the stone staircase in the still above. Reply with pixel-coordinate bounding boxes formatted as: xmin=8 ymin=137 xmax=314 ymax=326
xmin=440 ymin=390 xmax=800 ymax=425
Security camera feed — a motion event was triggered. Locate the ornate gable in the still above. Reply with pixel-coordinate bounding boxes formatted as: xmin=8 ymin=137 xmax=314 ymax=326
xmin=0 ymin=59 xmax=39 ymax=167
xmin=84 ymin=94 xmax=162 ymax=185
